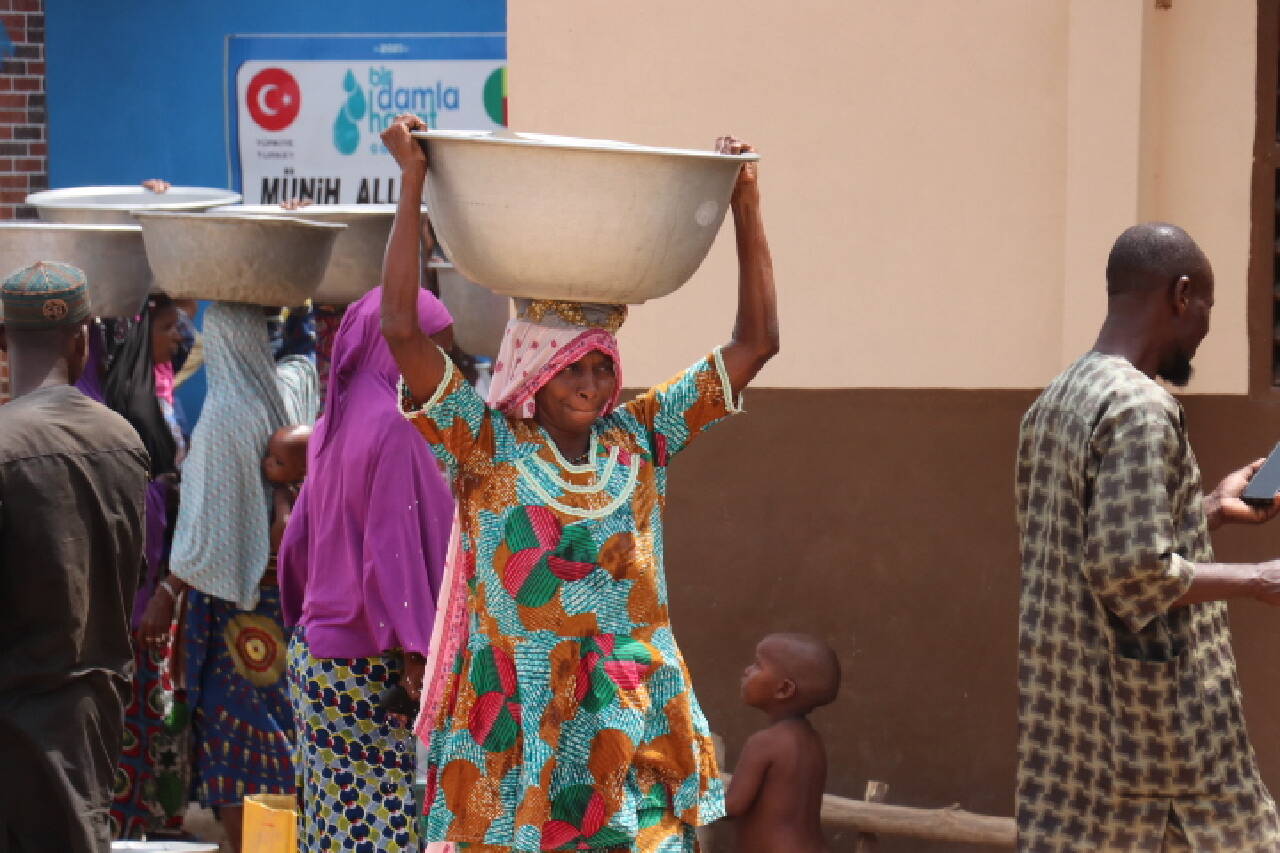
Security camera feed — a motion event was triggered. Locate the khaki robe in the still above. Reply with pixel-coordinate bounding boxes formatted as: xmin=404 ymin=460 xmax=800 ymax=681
xmin=1015 ymin=352 xmax=1279 ymax=852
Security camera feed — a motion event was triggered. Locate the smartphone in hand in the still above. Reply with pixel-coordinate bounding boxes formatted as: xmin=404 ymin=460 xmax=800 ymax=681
xmin=1243 ymin=442 xmax=1280 ymax=506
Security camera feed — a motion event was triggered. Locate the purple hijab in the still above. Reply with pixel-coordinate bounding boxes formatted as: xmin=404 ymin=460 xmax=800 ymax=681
xmin=279 ymin=286 xmax=454 ymax=657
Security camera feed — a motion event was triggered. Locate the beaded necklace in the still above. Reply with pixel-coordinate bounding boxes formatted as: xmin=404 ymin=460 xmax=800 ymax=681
xmin=517 ymin=428 xmax=638 ymax=520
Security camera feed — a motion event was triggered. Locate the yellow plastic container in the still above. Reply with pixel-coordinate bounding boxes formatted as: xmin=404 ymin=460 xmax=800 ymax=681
xmin=242 ymin=793 xmax=297 ymax=853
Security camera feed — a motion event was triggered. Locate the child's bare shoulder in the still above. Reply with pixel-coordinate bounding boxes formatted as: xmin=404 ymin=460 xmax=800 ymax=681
xmin=742 ymin=718 xmax=812 ymax=755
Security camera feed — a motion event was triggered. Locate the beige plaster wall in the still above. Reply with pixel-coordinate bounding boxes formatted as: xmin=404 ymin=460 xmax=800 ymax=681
xmin=509 ymin=0 xmax=1257 ymax=392
xmin=1137 ymin=0 xmax=1257 ymax=395
xmin=1060 ymin=0 xmax=1144 ymax=374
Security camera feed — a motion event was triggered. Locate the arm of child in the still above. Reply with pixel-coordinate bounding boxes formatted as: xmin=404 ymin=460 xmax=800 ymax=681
xmin=724 ymin=730 xmax=776 ymax=818
xmin=270 ymin=487 xmax=293 ymax=552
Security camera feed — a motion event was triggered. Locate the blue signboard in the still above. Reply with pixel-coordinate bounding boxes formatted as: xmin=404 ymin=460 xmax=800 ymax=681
xmin=225 ymin=34 xmax=506 ymax=203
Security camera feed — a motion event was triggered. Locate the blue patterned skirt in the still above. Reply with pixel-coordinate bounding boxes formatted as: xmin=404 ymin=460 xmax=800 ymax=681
xmin=185 ymin=587 xmax=295 ymax=807
xmin=287 ymin=627 xmax=419 ymax=852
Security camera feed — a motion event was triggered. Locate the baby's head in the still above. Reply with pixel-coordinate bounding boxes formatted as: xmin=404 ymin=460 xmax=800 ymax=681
xmin=740 ymin=633 xmax=840 ymax=717
xmin=262 ymin=424 xmax=312 ymax=485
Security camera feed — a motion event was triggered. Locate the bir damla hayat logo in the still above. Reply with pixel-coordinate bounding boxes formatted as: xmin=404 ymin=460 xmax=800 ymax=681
xmin=332 ymin=65 xmax=508 ymax=155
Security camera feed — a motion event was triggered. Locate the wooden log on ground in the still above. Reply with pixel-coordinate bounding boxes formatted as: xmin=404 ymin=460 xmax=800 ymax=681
xmin=820 ymin=793 xmax=1015 ymax=848
xmin=852 ymin=779 xmax=890 ymax=852
xmin=719 ymin=773 xmax=1016 ymax=848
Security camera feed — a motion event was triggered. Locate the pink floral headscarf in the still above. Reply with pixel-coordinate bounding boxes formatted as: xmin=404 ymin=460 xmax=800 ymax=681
xmin=487 ymin=318 xmax=623 ymax=419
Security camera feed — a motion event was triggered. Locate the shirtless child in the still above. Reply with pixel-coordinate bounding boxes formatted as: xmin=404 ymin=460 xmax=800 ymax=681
xmin=262 ymin=424 xmax=311 ymax=554
xmin=726 ymin=633 xmax=841 ymax=853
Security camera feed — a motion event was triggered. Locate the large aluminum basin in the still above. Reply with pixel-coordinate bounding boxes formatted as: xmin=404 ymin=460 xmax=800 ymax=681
xmin=433 ymin=261 xmax=509 ymax=358
xmin=0 ymin=223 xmax=152 ymax=319
xmin=135 ymin=212 xmax=344 ymax=306
xmin=210 ymin=204 xmax=510 ymax=355
xmin=211 ymin=204 xmax=395 ymax=304
xmin=413 ymin=130 xmax=756 ymax=304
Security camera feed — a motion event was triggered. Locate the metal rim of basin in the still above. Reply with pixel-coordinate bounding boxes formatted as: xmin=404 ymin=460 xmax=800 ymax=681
xmin=414 ymin=129 xmax=761 ymax=162
xmin=210 ymin=203 xmax=399 ymax=217
xmin=133 ymin=211 xmax=347 ymax=232
xmin=26 ymin=186 xmax=242 ymax=212
xmin=0 ymin=222 xmax=142 ymax=233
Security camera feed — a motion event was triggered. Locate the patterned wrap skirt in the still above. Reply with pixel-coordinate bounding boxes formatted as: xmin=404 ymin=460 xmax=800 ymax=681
xmin=287 ymin=628 xmax=420 ymax=852
xmin=110 ymin=639 xmax=191 ymax=838
xmin=185 ymin=586 xmax=295 ymax=807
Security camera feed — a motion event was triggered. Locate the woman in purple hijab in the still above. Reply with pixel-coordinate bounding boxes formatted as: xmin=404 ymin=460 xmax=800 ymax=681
xmin=279 ymin=284 xmax=455 ymax=852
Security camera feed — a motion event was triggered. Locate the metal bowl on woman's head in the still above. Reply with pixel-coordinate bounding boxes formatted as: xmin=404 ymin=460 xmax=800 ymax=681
xmin=0 ymin=223 xmax=152 ymax=319
xmin=26 ymin=186 xmax=242 ymax=225
xmin=210 ymin=203 xmax=402 ymax=304
xmin=414 ymin=130 xmax=758 ymax=305
xmin=208 ymin=203 xmax=513 ymax=356
xmin=433 ymin=262 xmax=511 ymax=358
xmin=134 ymin=212 xmax=345 ymax=306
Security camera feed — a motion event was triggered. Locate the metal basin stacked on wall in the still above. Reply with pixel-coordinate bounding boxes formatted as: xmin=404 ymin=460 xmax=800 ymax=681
xmin=26 ymin=186 xmax=243 ymax=225
xmin=134 ymin=212 xmax=345 ymax=306
xmin=0 ymin=223 xmax=152 ymax=320
xmin=413 ymin=130 xmax=757 ymax=304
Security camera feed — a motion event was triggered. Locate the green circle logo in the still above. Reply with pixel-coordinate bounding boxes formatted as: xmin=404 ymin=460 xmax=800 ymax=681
xmin=483 ymin=66 xmax=507 ymax=127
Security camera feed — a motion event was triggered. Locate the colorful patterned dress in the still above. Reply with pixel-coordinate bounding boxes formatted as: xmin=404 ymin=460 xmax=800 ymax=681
xmin=185 ymin=585 xmax=295 ymax=806
xmin=403 ymin=349 xmax=739 ymax=852
xmin=287 ymin=629 xmax=421 ymax=851
xmin=110 ymin=637 xmax=191 ymax=837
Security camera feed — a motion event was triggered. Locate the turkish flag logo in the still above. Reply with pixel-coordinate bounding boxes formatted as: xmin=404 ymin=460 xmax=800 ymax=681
xmin=246 ymin=67 xmax=301 ymax=132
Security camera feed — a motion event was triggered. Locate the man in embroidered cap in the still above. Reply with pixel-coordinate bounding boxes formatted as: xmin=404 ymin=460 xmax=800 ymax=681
xmin=0 ymin=261 xmax=148 ymax=852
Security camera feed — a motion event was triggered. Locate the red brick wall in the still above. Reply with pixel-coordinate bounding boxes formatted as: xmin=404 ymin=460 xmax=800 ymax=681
xmin=0 ymin=0 xmax=45 ymax=220
xmin=0 ymin=0 xmax=45 ymax=401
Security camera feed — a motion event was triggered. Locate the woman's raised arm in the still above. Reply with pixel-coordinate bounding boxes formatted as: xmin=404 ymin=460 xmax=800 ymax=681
xmin=379 ymin=113 xmax=447 ymax=405
xmin=716 ymin=136 xmax=778 ymax=398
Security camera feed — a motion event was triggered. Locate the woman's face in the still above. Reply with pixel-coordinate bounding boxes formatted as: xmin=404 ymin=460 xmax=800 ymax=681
xmin=150 ymin=305 xmax=182 ymax=366
xmin=533 ymin=350 xmax=617 ymax=435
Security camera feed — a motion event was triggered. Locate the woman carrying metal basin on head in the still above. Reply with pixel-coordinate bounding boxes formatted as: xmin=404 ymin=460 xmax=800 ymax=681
xmin=162 ymin=302 xmax=319 ymax=851
xmin=380 ymin=113 xmax=777 ymax=852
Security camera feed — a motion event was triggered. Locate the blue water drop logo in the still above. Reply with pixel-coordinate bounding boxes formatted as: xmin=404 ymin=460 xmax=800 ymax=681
xmin=333 ymin=69 xmax=365 ymax=155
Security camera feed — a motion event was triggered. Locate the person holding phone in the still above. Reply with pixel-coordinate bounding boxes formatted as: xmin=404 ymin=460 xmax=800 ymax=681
xmin=1015 ymin=223 xmax=1280 ymax=851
